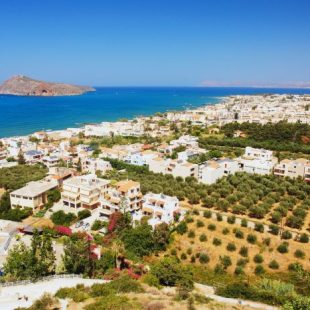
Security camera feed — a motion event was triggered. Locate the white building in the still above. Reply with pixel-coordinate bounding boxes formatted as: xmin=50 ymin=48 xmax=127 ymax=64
xmin=62 ymin=174 xmax=110 ymax=212
xmin=238 ymin=147 xmax=278 ymax=175
xmin=10 ymin=180 xmax=58 ymax=209
xmin=24 ymin=150 xmax=44 ymax=164
xmin=199 ymin=158 xmax=239 ymax=184
xmin=274 ymin=158 xmax=310 ymax=179
xmin=133 ymin=193 xmax=181 ymax=228
xmin=100 ymin=180 xmax=142 ymax=219
xmin=124 ymin=150 xmax=160 ymax=166
xmin=170 ymin=135 xmax=199 ymax=149
xmin=81 ymin=157 xmax=112 ymax=175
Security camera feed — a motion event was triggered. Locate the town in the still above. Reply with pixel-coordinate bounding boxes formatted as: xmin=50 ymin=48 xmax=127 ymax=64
xmin=0 ymin=94 xmax=310 ymax=309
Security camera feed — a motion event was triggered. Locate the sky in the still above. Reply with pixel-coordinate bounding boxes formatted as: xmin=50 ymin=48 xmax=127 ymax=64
xmin=0 ymin=0 xmax=309 ymax=87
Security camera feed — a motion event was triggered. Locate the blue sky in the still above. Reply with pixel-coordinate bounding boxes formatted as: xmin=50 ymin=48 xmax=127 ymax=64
xmin=0 ymin=0 xmax=309 ymax=86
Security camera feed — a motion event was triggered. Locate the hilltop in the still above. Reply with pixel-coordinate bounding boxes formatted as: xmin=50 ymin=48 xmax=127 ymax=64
xmin=0 ymin=75 xmax=95 ymax=96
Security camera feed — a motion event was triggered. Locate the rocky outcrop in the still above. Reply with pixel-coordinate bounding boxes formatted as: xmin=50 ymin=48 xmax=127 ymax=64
xmin=0 ymin=75 xmax=95 ymax=96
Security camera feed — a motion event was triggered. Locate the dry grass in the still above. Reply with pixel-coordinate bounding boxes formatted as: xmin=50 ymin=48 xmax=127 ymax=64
xmin=171 ymin=214 xmax=310 ymax=274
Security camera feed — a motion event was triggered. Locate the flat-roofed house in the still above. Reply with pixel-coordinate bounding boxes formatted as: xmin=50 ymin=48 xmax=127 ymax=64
xmin=305 ymin=163 xmax=310 ymax=182
xmin=132 ymin=193 xmax=180 ymax=228
xmin=100 ymin=180 xmax=142 ymax=219
xmin=10 ymin=180 xmax=58 ymax=209
xmin=274 ymin=158 xmax=310 ymax=179
xmin=62 ymin=174 xmax=110 ymax=212
xmin=199 ymin=158 xmax=239 ymax=184
xmin=81 ymin=157 xmax=112 ymax=175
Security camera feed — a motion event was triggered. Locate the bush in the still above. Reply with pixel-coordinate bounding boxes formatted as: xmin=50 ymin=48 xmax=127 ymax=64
xmin=227 ymin=215 xmax=236 ymax=224
xmin=226 ymin=242 xmax=236 ymax=252
xmin=203 ymin=210 xmax=212 ymax=218
xmin=51 ymin=210 xmax=77 ymax=226
xmin=188 ymin=230 xmax=195 ymax=238
xmin=294 ymin=249 xmax=305 ymax=259
xmin=254 ymin=223 xmax=264 ymax=233
xmin=216 ymin=213 xmax=223 ymax=221
xmin=234 ymin=229 xmax=244 ymax=239
xmin=281 ymin=230 xmax=292 ymax=240
xmin=187 ymin=248 xmax=193 ymax=255
xmin=247 ymin=234 xmax=257 ymax=244
xmin=170 ymin=248 xmax=177 ymax=256
xmin=199 ymin=233 xmax=207 ymax=242
xmin=253 ymin=254 xmax=264 ymax=264
xmin=299 ymin=233 xmax=309 ymax=243
xmin=91 ymin=220 xmax=106 ymax=231
xmin=234 ymin=266 xmax=244 ymax=275
xmin=277 ymin=242 xmax=289 ymax=254
xmin=199 ymin=253 xmax=210 ymax=264
xmin=255 ymin=265 xmax=265 ymax=276
xmin=269 ymin=224 xmax=279 ymax=235
xmin=241 ymin=218 xmax=248 ymax=227
xmin=181 ymin=253 xmax=187 ymax=260
xmin=268 ymin=260 xmax=279 ymax=270
xmin=219 ymin=255 xmax=232 ymax=270
xmin=237 ymin=258 xmax=249 ymax=267
xmin=196 ymin=220 xmax=204 ymax=228
xmin=239 ymin=246 xmax=248 ymax=257
xmin=213 ymin=238 xmax=222 ymax=246
xmin=222 ymin=228 xmax=229 ymax=235
xmin=176 ymin=221 xmax=188 ymax=235
xmin=207 ymin=223 xmax=216 ymax=231
xmin=77 ymin=209 xmax=91 ymax=220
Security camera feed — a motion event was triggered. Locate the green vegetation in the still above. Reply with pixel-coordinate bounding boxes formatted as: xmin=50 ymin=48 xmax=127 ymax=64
xmin=51 ymin=210 xmax=77 ymax=226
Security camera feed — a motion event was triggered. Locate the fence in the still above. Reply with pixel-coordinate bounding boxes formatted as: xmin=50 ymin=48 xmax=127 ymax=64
xmin=0 ymin=273 xmax=83 ymax=287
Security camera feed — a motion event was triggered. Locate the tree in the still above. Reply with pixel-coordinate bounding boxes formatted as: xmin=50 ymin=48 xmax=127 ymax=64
xmin=3 ymin=242 xmax=34 ymax=281
xmin=62 ymin=233 xmax=93 ymax=276
xmin=3 ymin=230 xmax=55 ymax=281
xmin=121 ymin=223 xmax=155 ymax=258
xmin=18 ymin=150 xmax=26 ymax=165
xmin=153 ymin=223 xmax=170 ymax=251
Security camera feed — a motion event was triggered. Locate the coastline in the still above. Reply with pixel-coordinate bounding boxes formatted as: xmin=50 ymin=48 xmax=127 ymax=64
xmin=1 ymin=87 xmax=310 ymax=139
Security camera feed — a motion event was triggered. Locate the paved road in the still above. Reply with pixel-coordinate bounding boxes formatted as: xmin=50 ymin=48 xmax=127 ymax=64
xmin=195 ymin=283 xmax=278 ymax=310
xmin=0 ymin=277 xmax=107 ymax=310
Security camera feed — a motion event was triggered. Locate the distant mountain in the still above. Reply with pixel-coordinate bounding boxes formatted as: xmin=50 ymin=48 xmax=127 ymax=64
xmin=0 ymin=75 xmax=95 ymax=96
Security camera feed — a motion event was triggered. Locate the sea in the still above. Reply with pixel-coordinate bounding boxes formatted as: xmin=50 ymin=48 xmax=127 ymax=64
xmin=0 ymin=87 xmax=310 ymax=138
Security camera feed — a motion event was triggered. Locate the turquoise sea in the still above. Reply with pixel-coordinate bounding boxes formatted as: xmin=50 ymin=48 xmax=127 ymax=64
xmin=0 ymin=87 xmax=310 ymax=138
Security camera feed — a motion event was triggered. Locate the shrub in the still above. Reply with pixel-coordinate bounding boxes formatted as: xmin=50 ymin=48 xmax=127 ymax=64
xmin=216 ymin=213 xmax=223 ymax=221
xmin=227 ymin=215 xmax=236 ymax=224
xmin=77 ymin=209 xmax=91 ymax=220
xmin=234 ymin=229 xmax=244 ymax=239
xmin=253 ymin=254 xmax=264 ymax=264
xmin=176 ymin=221 xmax=188 ymax=235
xmin=268 ymin=260 xmax=279 ymax=270
xmin=269 ymin=224 xmax=279 ymax=235
xmin=222 ymin=228 xmax=229 ymax=235
xmin=186 ymin=216 xmax=194 ymax=223
xmin=196 ymin=220 xmax=204 ymax=228
xmin=219 ymin=255 xmax=232 ymax=270
xmin=294 ymin=249 xmax=305 ymax=259
xmin=226 ymin=242 xmax=236 ymax=252
xmin=51 ymin=210 xmax=77 ymax=226
xmin=281 ymin=230 xmax=292 ymax=240
xmin=203 ymin=210 xmax=212 ymax=218
xmin=277 ymin=242 xmax=289 ymax=254
xmin=299 ymin=233 xmax=309 ymax=243
xmin=181 ymin=253 xmax=187 ymax=260
xmin=262 ymin=237 xmax=271 ymax=246
xmin=199 ymin=233 xmax=207 ymax=242
xmin=207 ymin=223 xmax=216 ymax=231
xmin=254 ymin=223 xmax=264 ymax=233
xmin=188 ymin=230 xmax=195 ymax=238
xmin=91 ymin=220 xmax=106 ymax=231
xmin=236 ymin=258 xmax=249 ymax=267
xmin=239 ymin=246 xmax=248 ymax=257
xmin=199 ymin=253 xmax=210 ymax=264
xmin=255 ymin=265 xmax=265 ymax=276
xmin=234 ymin=266 xmax=244 ymax=275
xmin=170 ymin=248 xmax=177 ymax=256
xmin=241 ymin=218 xmax=248 ymax=227
xmin=213 ymin=238 xmax=222 ymax=246
xmin=247 ymin=234 xmax=257 ymax=244
xmin=187 ymin=248 xmax=193 ymax=255
xmin=190 ymin=255 xmax=196 ymax=263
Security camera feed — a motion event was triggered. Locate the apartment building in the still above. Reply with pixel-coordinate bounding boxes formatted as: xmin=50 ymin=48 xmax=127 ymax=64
xmin=132 ymin=193 xmax=180 ymax=228
xmin=62 ymin=174 xmax=110 ymax=211
xmin=170 ymin=135 xmax=199 ymax=149
xmin=274 ymin=158 xmax=310 ymax=179
xmin=124 ymin=150 xmax=160 ymax=166
xmin=199 ymin=158 xmax=239 ymax=184
xmin=100 ymin=180 xmax=142 ymax=219
xmin=81 ymin=157 xmax=112 ymax=175
xmin=24 ymin=150 xmax=44 ymax=164
xmin=10 ymin=180 xmax=58 ymax=209
xmin=42 ymin=155 xmax=60 ymax=168
xmin=238 ymin=147 xmax=278 ymax=175
xmin=166 ymin=159 xmax=198 ymax=179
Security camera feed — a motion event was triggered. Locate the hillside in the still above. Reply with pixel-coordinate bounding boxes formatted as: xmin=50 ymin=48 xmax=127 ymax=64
xmin=0 ymin=75 xmax=95 ymax=96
